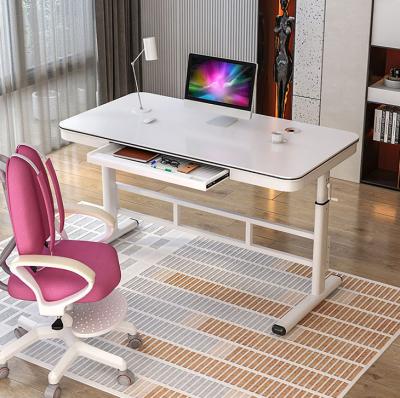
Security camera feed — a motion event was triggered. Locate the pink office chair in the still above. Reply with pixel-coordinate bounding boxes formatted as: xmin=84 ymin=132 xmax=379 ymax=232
xmin=0 ymin=145 xmax=141 ymax=398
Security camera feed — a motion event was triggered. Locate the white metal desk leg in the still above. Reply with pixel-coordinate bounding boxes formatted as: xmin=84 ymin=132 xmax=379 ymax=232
xmin=272 ymin=173 xmax=342 ymax=336
xmin=101 ymin=166 xmax=138 ymax=242
xmin=102 ymin=166 xmax=118 ymax=218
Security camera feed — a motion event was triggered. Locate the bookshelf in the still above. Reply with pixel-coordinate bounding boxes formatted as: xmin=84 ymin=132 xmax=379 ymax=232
xmin=361 ymin=3 xmax=400 ymax=191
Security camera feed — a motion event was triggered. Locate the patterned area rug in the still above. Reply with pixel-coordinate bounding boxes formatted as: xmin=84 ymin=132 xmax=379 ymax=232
xmin=0 ymin=214 xmax=399 ymax=398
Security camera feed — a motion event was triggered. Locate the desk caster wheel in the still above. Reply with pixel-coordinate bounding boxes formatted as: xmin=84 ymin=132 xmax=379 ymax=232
xmin=117 ymin=369 xmax=135 ymax=386
xmin=127 ymin=333 xmax=143 ymax=349
xmin=14 ymin=327 xmax=28 ymax=339
xmin=0 ymin=364 xmax=9 ymax=379
xmin=44 ymin=384 xmax=61 ymax=398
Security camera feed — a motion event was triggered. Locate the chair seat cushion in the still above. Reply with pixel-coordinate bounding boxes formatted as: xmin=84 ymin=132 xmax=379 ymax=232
xmin=8 ymin=240 xmax=121 ymax=303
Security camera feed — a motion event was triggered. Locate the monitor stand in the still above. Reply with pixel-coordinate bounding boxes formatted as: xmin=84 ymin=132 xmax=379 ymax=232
xmin=206 ymin=115 xmax=238 ymax=127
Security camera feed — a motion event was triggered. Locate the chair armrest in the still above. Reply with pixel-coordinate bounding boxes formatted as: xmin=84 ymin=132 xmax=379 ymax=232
xmin=9 ymin=255 xmax=95 ymax=317
xmin=63 ymin=203 xmax=116 ymax=242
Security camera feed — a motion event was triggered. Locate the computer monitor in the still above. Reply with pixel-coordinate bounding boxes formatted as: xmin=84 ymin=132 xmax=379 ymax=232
xmin=184 ymin=53 xmax=257 ymax=126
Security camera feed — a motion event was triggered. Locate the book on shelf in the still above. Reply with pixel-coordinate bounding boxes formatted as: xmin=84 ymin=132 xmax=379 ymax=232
xmin=387 ymin=110 xmax=393 ymax=143
xmin=373 ymin=106 xmax=382 ymax=141
xmin=373 ymin=105 xmax=400 ymax=144
xmin=393 ymin=112 xmax=398 ymax=144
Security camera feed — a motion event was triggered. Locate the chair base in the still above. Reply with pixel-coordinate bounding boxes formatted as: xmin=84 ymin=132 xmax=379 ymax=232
xmin=0 ymin=292 xmax=139 ymax=397
xmin=0 ymin=323 xmax=138 ymax=396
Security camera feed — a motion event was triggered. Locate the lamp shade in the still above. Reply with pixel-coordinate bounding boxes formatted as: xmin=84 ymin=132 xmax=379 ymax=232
xmin=143 ymin=37 xmax=158 ymax=61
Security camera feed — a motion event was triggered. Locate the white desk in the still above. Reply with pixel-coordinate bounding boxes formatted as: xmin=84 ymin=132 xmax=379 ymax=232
xmin=60 ymin=92 xmax=359 ymax=336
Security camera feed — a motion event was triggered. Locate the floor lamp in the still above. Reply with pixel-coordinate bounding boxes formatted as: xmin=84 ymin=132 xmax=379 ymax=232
xmin=131 ymin=37 xmax=158 ymax=114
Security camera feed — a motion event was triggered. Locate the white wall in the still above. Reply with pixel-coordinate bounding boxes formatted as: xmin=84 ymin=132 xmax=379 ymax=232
xmin=140 ymin=0 xmax=258 ymax=99
xmin=291 ymin=0 xmax=374 ymax=182
xmin=319 ymin=0 xmax=373 ymax=182
xmin=372 ymin=0 xmax=400 ymax=49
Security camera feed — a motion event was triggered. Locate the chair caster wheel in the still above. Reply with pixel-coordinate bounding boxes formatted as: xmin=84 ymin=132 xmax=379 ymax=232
xmin=127 ymin=333 xmax=143 ymax=349
xmin=0 ymin=364 xmax=9 ymax=379
xmin=117 ymin=369 xmax=135 ymax=386
xmin=44 ymin=384 xmax=61 ymax=398
xmin=14 ymin=327 xmax=28 ymax=339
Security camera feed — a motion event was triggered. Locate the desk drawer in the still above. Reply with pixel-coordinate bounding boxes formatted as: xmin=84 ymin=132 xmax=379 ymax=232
xmin=87 ymin=143 xmax=229 ymax=191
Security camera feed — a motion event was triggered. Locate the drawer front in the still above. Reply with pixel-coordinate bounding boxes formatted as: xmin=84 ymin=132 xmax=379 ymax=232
xmin=87 ymin=143 xmax=229 ymax=191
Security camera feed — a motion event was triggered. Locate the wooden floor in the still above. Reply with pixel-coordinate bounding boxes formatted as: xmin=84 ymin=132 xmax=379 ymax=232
xmin=0 ymin=143 xmax=399 ymax=398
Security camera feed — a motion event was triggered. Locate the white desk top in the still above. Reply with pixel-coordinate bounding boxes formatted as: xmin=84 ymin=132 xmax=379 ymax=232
xmin=60 ymin=92 xmax=358 ymax=181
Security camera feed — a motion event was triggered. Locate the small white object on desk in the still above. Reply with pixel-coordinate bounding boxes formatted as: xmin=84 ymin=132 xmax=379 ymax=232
xmin=271 ymin=131 xmax=287 ymax=144
xmin=143 ymin=117 xmax=156 ymax=124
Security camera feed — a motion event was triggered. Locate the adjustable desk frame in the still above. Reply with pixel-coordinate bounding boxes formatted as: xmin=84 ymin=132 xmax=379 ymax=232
xmin=60 ymin=93 xmax=358 ymax=336
xmin=108 ymin=168 xmax=337 ymax=336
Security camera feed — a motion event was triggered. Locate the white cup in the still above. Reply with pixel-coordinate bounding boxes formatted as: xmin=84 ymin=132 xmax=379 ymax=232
xmin=271 ymin=131 xmax=287 ymax=144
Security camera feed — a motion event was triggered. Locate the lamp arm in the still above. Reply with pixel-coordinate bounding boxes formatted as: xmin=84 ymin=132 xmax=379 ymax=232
xmin=132 ymin=48 xmax=145 ymax=64
xmin=131 ymin=48 xmax=145 ymax=110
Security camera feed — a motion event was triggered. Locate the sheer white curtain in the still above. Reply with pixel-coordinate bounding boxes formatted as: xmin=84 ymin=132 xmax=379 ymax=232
xmin=0 ymin=0 xmax=97 ymax=155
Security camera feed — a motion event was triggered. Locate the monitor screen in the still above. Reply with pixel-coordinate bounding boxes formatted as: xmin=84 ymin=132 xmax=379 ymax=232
xmin=185 ymin=54 xmax=257 ymax=112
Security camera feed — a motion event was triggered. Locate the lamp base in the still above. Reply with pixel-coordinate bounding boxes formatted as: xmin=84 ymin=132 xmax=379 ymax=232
xmin=132 ymin=107 xmax=152 ymax=114
xmin=206 ymin=115 xmax=238 ymax=127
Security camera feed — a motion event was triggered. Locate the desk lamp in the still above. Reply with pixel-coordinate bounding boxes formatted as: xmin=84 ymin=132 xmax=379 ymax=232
xmin=131 ymin=37 xmax=158 ymax=114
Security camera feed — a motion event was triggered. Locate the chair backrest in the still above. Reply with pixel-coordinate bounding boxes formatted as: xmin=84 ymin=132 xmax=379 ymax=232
xmin=16 ymin=144 xmax=65 ymax=234
xmin=15 ymin=145 xmax=66 ymax=234
xmin=6 ymin=149 xmax=56 ymax=256
xmin=0 ymin=154 xmax=14 ymax=286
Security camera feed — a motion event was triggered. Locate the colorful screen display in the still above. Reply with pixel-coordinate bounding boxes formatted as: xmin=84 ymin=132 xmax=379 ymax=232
xmin=185 ymin=54 xmax=256 ymax=111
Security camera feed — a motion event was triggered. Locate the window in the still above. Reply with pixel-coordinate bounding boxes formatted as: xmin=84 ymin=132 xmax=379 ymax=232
xmin=0 ymin=0 xmax=95 ymax=95
xmin=0 ymin=0 xmax=96 ymax=155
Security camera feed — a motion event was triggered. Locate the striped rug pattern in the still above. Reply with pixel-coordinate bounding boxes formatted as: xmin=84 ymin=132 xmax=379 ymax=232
xmin=0 ymin=214 xmax=399 ymax=398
